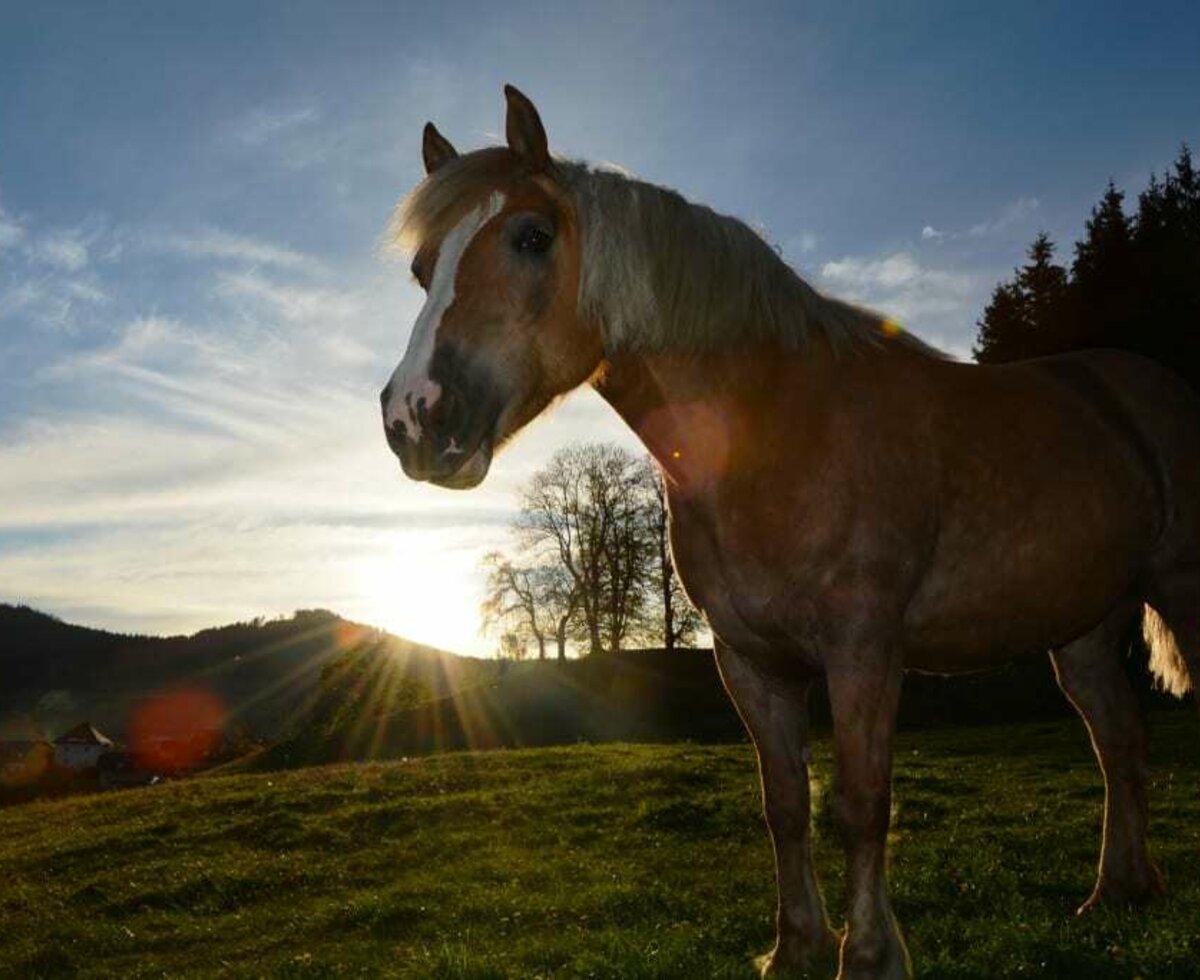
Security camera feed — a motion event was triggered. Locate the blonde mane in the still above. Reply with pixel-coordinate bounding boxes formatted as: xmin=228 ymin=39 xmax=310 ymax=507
xmin=391 ymin=150 xmax=942 ymax=357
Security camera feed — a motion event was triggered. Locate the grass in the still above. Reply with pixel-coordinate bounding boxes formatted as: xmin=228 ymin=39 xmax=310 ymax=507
xmin=1 ymin=712 xmax=1199 ymax=978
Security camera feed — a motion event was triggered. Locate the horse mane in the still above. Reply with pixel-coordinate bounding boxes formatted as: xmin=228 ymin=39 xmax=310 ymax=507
xmin=390 ymin=149 xmax=944 ymax=358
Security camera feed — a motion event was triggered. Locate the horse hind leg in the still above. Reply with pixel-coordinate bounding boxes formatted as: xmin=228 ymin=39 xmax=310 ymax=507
xmin=1051 ymin=602 xmax=1166 ymax=913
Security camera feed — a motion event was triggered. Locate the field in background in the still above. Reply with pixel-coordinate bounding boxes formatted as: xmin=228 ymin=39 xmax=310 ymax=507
xmin=2 ymin=713 xmax=1199 ymax=978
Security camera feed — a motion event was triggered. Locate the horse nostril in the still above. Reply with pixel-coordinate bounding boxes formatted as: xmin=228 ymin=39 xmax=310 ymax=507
xmin=385 ymin=418 xmax=408 ymax=453
xmin=430 ymin=386 xmax=462 ymax=435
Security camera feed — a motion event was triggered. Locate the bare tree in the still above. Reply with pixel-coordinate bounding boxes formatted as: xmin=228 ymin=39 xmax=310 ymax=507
xmin=481 ymin=552 xmax=579 ymax=661
xmin=515 ymin=444 xmax=651 ymax=654
xmin=481 ymin=551 xmax=547 ymax=659
xmin=485 ymin=443 xmax=703 ymax=658
xmin=641 ymin=461 xmax=704 ymax=651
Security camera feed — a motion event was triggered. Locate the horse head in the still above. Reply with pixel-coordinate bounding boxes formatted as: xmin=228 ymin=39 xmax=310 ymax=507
xmin=381 ymin=85 xmax=602 ymax=488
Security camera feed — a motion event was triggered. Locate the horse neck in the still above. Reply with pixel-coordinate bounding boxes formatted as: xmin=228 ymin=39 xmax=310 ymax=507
xmin=593 ymin=343 xmax=836 ymax=491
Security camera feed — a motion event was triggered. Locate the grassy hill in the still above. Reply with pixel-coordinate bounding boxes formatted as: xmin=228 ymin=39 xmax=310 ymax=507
xmin=3 ymin=713 xmax=1199 ymax=978
xmin=0 ymin=605 xmax=490 ymax=740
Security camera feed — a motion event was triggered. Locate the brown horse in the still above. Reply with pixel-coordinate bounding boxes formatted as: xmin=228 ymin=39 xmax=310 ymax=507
xmin=380 ymin=86 xmax=1200 ymax=979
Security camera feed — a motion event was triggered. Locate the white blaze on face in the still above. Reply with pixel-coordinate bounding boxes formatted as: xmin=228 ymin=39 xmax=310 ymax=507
xmin=385 ymin=192 xmax=505 ymax=444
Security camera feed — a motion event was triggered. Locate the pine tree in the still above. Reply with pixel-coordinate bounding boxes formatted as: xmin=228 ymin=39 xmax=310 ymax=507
xmin=1070 ymin=181 xmax=1134 ymax=349
xmin=973 ymin=282 xmax=1028 ymax=363
xmin=973 ymin=144 xmax=1200 ymax=391
xmin=1132 ymin=145 xmax=1200 ymax=388
xmin=974 ymin=234 xmax=1068 ymax=362
xmin=1019 ymin=233 xmax=1069 ymax=355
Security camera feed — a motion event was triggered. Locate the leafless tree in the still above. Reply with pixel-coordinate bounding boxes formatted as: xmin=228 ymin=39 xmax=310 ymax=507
xmin=515 ymin=444 xmax=651 ymax=654
xmin=640 ymin=461 xmax=704 ymax=651
xmin=481 ymin=551 xmax=578 ymax=661
xmin=485 ymin=442 xmax=703 ymax=657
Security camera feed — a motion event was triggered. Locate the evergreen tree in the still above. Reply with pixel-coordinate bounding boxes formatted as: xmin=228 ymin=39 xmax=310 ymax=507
xmin=973 ymin=282 xmax=1028 ymax=363
xmin=974 ymin=144 xmax=1200 ymax=389
xmin=1070 ymin=181 xmax=1134 ymax=349
xmin=1019 ymin=233 xmax=1070 ymax=354
xmin=1132 ymin=145 xmax=1200 ymax=388
xmin=974 ymin=234 xmax=1068 ymax=362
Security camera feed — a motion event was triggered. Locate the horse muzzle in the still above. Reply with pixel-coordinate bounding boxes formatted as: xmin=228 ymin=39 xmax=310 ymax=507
xmin=380 ymin=352 xmax=501 ymax=490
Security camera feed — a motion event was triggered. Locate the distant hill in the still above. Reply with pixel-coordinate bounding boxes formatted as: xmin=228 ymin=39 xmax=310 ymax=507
xmin=0 ymin=604 xmax=491 ymax=740
xmin=4 ymin=603 xmax=1185 ymax=767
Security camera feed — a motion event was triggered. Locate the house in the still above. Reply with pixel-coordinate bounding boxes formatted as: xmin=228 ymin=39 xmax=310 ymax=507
xmin=53 ymin=722 xmax=115 ymax=771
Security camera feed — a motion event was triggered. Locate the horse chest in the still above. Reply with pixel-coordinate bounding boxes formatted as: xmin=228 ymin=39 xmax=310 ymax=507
xmin=666 ymin=492 xmax=839 ymax=668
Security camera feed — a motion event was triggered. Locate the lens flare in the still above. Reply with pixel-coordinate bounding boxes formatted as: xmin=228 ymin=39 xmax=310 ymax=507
xmin=129 ymin=688 xmax=226 ymax=774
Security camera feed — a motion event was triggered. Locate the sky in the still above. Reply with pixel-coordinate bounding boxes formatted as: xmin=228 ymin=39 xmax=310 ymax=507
xmin=1 ymin=1 xmax=1198 ymax=655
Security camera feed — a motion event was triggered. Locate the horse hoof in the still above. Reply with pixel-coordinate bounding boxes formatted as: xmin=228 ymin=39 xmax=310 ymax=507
xmin=757 ymin=933 xmax=838 ymax=977
xmin=1076 ymin=869 xmax=1168 ymax=915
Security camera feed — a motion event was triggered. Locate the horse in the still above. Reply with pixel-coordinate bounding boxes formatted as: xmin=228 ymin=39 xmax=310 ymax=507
xmin=379 ymin=85 xmax=1200 ymax=979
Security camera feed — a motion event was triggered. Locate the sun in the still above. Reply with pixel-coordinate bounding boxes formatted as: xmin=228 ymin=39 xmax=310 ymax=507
xmin=350 ymin=529 xmax=493 ymax=657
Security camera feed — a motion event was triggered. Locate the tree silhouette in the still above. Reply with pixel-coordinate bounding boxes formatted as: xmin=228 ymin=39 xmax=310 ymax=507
xmin=975 ymin=234 xmax=1069 ymax=362
xmin=484 ymin=444 xmax=702 ymax=657
xmin=1069 ymin=181 xmax=1135 ymax=350
xmin=974 ymin=144 xmax=1200 ymax=391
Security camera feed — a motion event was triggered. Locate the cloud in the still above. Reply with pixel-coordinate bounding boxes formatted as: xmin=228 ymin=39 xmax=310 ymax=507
xmin=968 ymin=196 xmax=1040 ymax=238
xmin=224 ymin=105 xmax=320 ymax=147
xmin=215 ymin=268 xmax=360 ymax=323
xmin=0 ymin=204 xmax=24 ymax=249
xmin=160 ymin=228 xmax=321 ymax=272
xmin=921 ymin=225 xmax=944 ymax=241
xmin=38 ymin=231 xmax=89 ymax=271
xmin=818 ymin=250 xmax=979 ymax=355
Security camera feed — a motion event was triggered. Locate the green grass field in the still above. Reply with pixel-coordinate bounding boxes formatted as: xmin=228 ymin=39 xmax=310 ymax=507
xmin=2 ymin=713 xmax=1199 ymax=978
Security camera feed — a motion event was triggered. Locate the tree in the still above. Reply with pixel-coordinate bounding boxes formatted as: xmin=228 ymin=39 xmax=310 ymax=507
xmin=515 ymin=443 xmax=653 ymax=655
xmin=1070 ymin=181 xmax=1134 ymax=350
xmin=974 ymin=144 xmax=1200 ymax=394
xmin=974 ymin=234 xmax=1069 ymax=363
xmin=641 ymin=461 xmax=703 ymax=651
xmin=973 ymin=282 xmax=1029 ymax=363
xmin=481 ymin=551 xmax=578 ymax=661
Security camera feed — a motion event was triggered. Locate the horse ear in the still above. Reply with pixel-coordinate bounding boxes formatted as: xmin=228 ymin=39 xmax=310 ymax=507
xmin=504 ymin=84 xmax=549 ymax=170
xmin=422 ymin=122 xmax=458 ymax=175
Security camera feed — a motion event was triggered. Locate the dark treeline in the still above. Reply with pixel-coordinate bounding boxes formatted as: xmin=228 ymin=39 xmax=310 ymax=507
xmin=974 ymin=146 xmax=1200 ymax=389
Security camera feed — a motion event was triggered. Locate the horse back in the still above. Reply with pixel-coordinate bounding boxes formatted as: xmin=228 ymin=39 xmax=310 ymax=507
xmin=905 ymin=348 xmax=1200 ymax=668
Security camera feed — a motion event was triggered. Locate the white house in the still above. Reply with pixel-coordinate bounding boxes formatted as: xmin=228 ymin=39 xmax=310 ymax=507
xmin=53 ymin=722 xmax=114 ymax=771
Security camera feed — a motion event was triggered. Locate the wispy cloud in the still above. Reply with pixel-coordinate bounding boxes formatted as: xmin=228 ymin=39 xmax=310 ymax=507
xmin=38 ymin=230 xmax=89 ymax=271
xmin=0 ymin=201 xmax=25 ymax=249
xmin=223 ymin=105 xmax=320 ymax=147
xmin=968 ymin=196 xmax=1040 ymax=237
xmin=819 ymin=250 xmax=979 ymax=356
xmin=918 ymin=197 xmax=1041 ymax=244
xmin=216 ymin=268 xmax=358 ymax=323
xmin=160 ymin=228 xmax=321 ymax=272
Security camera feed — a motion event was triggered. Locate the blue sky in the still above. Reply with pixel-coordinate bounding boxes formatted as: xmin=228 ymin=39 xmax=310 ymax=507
xmin=1 ymin=1 xmax=1198 ymax=653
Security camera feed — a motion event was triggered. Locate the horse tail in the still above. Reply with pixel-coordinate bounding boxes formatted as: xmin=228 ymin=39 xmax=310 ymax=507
xmin=1143 ymin=603 xmax=1192 ymax=698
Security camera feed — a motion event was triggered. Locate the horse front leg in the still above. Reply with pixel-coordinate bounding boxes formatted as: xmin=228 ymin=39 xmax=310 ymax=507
xmin=714 ymin=641 xmax=836 ymax=976
xmin=827 ymin=651 xmax=910 ymax=980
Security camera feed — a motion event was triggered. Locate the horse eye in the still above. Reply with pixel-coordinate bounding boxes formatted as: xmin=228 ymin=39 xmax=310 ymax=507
xmin=410 ymin=258 xmax=425 ymax=285
xmin=514 ymin=223 xmax=553 ymax=254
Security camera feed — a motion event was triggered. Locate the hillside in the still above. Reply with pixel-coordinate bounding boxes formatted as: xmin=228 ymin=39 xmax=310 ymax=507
xmin=0 ymin=604 xmax=490 ymax=740
xmin=2 ymin=714 xmax=1199 ymax=977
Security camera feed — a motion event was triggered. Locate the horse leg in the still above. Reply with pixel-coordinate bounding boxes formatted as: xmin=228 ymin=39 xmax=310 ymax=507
xmin=1050 ymin=603 xmax=1166 ymax=912
xmin=714 ymin=641 xmax=836 ymax=976
xmin=826 ymin=653 xmax=910 ymax=980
